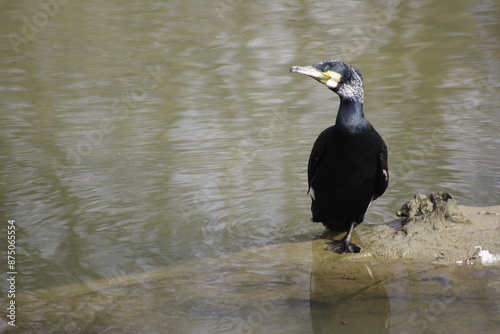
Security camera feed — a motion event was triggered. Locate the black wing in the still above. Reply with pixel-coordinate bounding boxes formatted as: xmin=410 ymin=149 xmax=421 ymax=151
xmin=308 ymin=126 xmax=334 ymax=192
xmin=373 ymin=141 xmax=389 ymax=200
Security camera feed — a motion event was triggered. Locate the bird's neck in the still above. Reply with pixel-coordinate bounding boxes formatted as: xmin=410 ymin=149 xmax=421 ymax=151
xmin=336 ymin=97 xmax=365 ymax=130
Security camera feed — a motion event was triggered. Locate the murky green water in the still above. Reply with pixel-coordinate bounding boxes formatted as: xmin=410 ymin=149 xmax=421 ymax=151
xmin=1 ymin=0 xmax=499 ymax=332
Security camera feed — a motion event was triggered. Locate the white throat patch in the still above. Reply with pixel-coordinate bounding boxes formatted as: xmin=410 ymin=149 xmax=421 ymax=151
xmin=326 ymin=71 xmax=342 ymax=89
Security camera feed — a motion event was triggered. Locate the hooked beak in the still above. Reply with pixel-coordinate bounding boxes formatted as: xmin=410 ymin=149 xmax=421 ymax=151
xmin=289 ymin=66 xmax=329 ymax=82
xmin=290 ymin=65 xmax=342 ymax=88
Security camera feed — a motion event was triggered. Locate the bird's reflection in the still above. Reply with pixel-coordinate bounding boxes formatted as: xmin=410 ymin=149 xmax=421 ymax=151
xmin=310 ymin=232 xmax=390 ymax=333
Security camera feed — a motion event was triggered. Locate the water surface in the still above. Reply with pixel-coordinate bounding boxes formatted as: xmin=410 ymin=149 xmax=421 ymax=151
xmin=0 ymin=0 xmax=499 ymax=332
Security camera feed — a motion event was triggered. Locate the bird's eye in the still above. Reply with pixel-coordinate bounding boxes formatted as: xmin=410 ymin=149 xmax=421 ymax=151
xmin=322 ymin=67 xmax=329 ymax=72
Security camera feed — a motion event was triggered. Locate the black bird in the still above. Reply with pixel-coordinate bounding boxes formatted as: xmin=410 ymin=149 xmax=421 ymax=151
xmin=290 ymin=60 xmax=389 ymax=254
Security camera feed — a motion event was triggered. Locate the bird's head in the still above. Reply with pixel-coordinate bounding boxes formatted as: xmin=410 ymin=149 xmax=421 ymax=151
xmin=290 ymin=60 xmax=364 ymax=103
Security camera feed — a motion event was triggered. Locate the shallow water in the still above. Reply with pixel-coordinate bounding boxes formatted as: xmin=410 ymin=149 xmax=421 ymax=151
xmin=1 ymin=0 xmax=499 ymax=332
xmin=8 ymin=241 xmax=500 ymax=334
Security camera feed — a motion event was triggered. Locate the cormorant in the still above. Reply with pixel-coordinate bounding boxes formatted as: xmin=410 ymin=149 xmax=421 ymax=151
xmin=290 ymin=60 xmax=389 ymax=254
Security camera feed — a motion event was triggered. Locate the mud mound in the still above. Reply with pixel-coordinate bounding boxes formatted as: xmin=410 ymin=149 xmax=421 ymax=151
xmin=394 ymin=192 xmax=471 ymax=235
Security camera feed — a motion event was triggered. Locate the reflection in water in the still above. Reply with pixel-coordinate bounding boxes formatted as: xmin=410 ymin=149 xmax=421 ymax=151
xmin=13 ymin=239 xmax=499 ymax=333
xmin=310 ymin=236 xmax=500 ymax=333
xmin=13 ymin=242 xmax=315 ymax=333
xmin=385 ymin=264 xmax=500 ymax=333
xmin=310 ymin=236 xmax=390 ymax=333
xmin=0 ymin=0 xmax=499 ymax=332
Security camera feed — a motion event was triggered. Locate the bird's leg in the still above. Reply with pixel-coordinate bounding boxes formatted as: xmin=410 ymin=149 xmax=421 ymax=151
xmin=326 ymin=222 xmax=362 ymax=254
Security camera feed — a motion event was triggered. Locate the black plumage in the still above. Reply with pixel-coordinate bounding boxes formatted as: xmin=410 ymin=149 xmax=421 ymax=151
xmin=290 ymin=60 xmax=389 ymax=253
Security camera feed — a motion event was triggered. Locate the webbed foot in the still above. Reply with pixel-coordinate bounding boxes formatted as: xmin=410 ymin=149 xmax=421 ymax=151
xmin=326 ymin=240 xmax=362 ymax=254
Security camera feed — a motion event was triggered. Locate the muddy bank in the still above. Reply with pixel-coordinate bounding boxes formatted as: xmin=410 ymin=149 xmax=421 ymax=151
xmin=4 ymin=202 xmax=500 ymax=333
xmin=364 ymin=204 xmax=500 ymax=263
xmin=317 ymin=202 xmax=500 ymax=264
